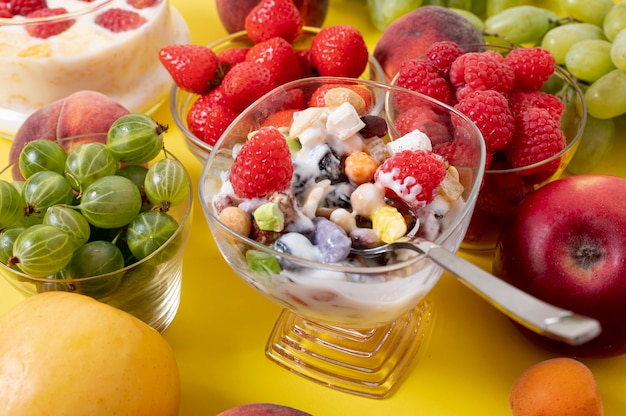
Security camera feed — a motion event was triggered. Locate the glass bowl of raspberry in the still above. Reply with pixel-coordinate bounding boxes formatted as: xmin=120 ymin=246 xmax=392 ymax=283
xmin=0 ymin=0 xmax=190 ymax=140
xmin=169 ymin=26 xmax=386 ymax=165
xmin=391 ymin=42 xmax=586 ymax=251
xmin=198 ymin=77 xmax=486 ymax=398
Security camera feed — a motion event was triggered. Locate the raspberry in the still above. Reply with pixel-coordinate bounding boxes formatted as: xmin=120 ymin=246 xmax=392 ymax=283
xmin=394 ymin=106 xmax=451 ymax=145
xmin=508 ymin=89 xmax=565 ymax=123
xmin=25 ymin=8 xmax=74 ymax=39
xmin=505 ymin=107 xmax=566 ymax=171
xmin=396 ymin=58 xmax=453 ymax=106
xmin=449 ymin=51 xmax=516 ymax=97
xmin=95 ymin=8 xmax=146 ymax=32
xmin=245 ymin=37 xmax=302 ymax=86
xmin=230 ymin=126 xmax=294 ymax=199
xmin=455 ymin=89 xmax=515 ymax=152
xmin=374 ymin=149 xmax=447 ymax=210
xmin=0 ymin=3 xmax=12 ymax=17
xmin=425 ymin=41 xmax=465 ymax=79
xmin=127 ymin=0 xmax=158 ymax=8
xmin=9 ymin=0 xmax=45 ymax=16
xmin=477 ymin=159 xmax=533 ymax=216
xmin=433 ymin=139 xmax=490 ymax=170
xmin=504 ymin=46 xmax=555 ymax=91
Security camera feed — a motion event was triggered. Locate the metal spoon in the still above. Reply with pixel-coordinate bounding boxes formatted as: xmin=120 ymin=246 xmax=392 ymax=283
xmin=351 ymin=237 xmax=601 ymax=346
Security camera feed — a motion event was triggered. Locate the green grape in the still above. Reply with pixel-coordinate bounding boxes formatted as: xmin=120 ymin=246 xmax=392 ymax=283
xmin=486 ymin=0 xmax=522 ymax=17
xmin=143 ymin=158 xmax=190 ymax=212
xmin=8 ymin=224 xmax=73 ymax=277
xmin=566 ymin=115 xmax=615 ymax=174
xmin=0 ymin=179 xmax=24 ymax=228
xmin=126 ymin=210 xmax=179 ymax=260
xmin=18 ymin=139 xmax=67 ymax=179
xmin=106 ymin=114 xmax=166 ymax=164
xmin=541 ymin=23 xmax=607 ymax=64
xmin=79 ymin=175 xmax=142 ymax=229
xmin=559 ymin=0 xmax=613 ymax=28
xmin=450 ymin=8 xmax=484 ymax=31
xmin=0 ymin=226 xmax=25 ymax=266
xmin=584 ymin=69 xmax=626 ymax=119
xmin=43 ymin=205 xmax=91 ymax=250
xmin=366 ymin=0 xmax=422 ymax=31
xmin=116 ymin=164 xmax=153 ymax=211
xmin=65 ymin=142 xmax=118 ymax=191
xmin=484 ymin=6 xmax=559 ymax=45
xmin=22 ymin=171 xmax=75 ymax=221
xmin=604 ymin=2 xmax=626 ymax=41
xmin=64 ymin=240 xmax=124 ymax=297
xmin=565 ymin=39 xmax=615 ymax=82
xmin=611 ymin=29 xmax=626 ymax=71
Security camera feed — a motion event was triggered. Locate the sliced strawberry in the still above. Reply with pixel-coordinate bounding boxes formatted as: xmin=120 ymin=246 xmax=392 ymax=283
xmin=95 ymin=8 xmax=146 ymax=33
xmin=9 ymin=0 xmax=46 ymax=16
xmin=25 ymin=8 xmax=74 ymax=39
xmin=245 ymin=37 xmax=301 ymax=86
xmin=244 ymin=0 xmax=302 ymax=43
xmin=221 ymin=61 xmax=276 ymax=112
xmin=127 ymin=0 xmax=159 ymax=9
xmin=159 ymin=44 xmax=221 ymax=95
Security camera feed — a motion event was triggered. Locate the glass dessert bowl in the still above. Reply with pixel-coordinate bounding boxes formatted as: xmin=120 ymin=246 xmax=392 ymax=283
xmin=0 ymin=0 xmax=190 ymax=139
xmin=199 ymin=77 xmax=486 ymax=398
xmin=0 ymin=133 xmax=193 ymax=333
xmin=170 ymin=27 xmax=387 ymax=165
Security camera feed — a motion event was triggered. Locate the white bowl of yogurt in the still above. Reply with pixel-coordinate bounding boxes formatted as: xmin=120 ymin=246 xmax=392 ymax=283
xmin=0 ymin=0 xmax=190 ymax=138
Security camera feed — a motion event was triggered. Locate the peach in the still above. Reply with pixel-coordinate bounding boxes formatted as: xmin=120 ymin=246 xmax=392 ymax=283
xmin=8 ymin=90 xmax=129 ymax=178
xmin=215 ymin=0 xmax=329 ymax=34
xmin=373 ymin=5 xmax=485 ymax=80
xmin=217 ymin=403 xmax=311 ymax=416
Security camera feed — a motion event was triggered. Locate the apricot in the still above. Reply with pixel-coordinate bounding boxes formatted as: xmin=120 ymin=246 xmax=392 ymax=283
xmin=373 ymin=5 xmax=484 ymax=80
xmin=217 ymin=403 xmax=312 ymax=416
xmin=509 ymin=357 xmax=604 ymax=416
xmin=0 ymin=292 xmax=181 ymax=416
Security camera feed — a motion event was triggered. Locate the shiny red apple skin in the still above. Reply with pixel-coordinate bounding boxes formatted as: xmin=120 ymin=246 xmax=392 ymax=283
xmin=215 ymin=0 xmax=329 ymax=34
xmin=492 ymin=174 xmax=626 ymax=358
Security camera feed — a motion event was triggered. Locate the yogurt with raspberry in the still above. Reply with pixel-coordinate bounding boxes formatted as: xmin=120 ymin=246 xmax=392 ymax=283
xmin=0 ymin=0 xmax=190 ymax=137
xmin=202 ymin=83 xmax=482 ymax=329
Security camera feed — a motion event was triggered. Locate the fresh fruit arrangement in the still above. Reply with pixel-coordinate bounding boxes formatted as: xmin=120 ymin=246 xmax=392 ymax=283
xmin=161 ymin=0 xmax=373 ymax=150
xmin=0 ymin=292 xmax=181 ymax=416
xmin=0 ymin=113 xmax=190 ymax=309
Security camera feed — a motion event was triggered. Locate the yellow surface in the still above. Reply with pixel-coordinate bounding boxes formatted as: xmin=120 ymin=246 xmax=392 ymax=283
xmin=1 ymin=1 xmax=626 ymax=414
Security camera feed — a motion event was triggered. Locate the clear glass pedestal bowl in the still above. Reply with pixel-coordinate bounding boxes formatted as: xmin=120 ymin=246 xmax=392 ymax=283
xmin=199 ymin=77 xmax=486 ymax=398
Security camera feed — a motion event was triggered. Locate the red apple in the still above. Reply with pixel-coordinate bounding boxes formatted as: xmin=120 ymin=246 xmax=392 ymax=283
xmin=492 ymin=174 xmax=626 ymax=358
xmin=215 ymin=0 xmax=329 ymax=34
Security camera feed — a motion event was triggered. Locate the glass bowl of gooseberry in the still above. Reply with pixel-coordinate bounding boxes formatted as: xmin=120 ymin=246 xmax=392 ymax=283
xmin=0 ymin=117 xmax=193 ymax=333
xmin=199 ymin=77 xmax=485 ymax=398
xmin=170 ymin=27 xmax=387 ymax=165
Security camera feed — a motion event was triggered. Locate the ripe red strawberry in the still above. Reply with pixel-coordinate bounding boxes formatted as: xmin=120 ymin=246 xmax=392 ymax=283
xmin=159 ymin=44 xmax=221 ymax=95
xmin=310 ymin=25 xmax=368 ymax=78
xmin=245 ymin=37 xmax=302 ymax=86
xmin=221 ymin=61 xmax=276 ymax=112
xmin=261 ymin=108 xmax=298 ymax=128
xmin=202 ymin=104 xmax=238 ymax=146
xmin=9 ymin=0 xmax=46 ymax=16
xmin=186 ymin=92 xmax=221 ymax=139
xmin=95 ymin=8 xmax=146 ymax=33
xmin=295 ymin=48 xmax=318 ymax=78
xmin=25 ymin=8 xmax=74 ymax=39
xmin=374 ymin=149 xmax=447 ymax=210
xmin=127 ymin=0 xmax=158 ymax=9
xmin=229 ymin=126 xmax=294 ymax=199
xmin=217 ymin=47 xmax=249 ymax=73
xmin=244 ymin=0 xmax=303 ymax=43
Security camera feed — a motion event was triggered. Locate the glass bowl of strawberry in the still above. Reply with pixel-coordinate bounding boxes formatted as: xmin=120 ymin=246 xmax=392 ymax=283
xmin=0 ymin=0 xmax=190 ymax=140
xmin=390 ymin=42 xmax=586 ymax=251
xmin=167 ymin=24 xmax=386 ymax=165
xmin=198 ymin=77 xmax=486 ymax=398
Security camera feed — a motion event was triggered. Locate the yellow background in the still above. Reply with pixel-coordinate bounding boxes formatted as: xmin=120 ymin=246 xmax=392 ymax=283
xmin=1 ymin=0 xmax=626 ymax=414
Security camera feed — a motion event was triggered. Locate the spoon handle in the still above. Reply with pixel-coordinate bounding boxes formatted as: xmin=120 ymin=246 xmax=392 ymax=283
xmin=413 ymin=240 xmax=601 ymax=346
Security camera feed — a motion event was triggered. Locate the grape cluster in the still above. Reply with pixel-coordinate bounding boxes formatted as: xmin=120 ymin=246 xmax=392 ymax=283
xmin=0 ymin=113 xmax=191 ymax=297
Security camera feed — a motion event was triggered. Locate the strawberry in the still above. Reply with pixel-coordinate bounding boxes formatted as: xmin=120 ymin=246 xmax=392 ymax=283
xmin=9 ymin=0 xmax=46 ymax=16
xmin=229 ymin=126 xmax=294 ymax=199
xmin=159 ymin=44 xmax=221 ymax=95
xmin=217 ymin=47 xmax=249 ymax=74
xmin=202 ymin=104 xmax=238 ymax=146
xmin=245 ymin=37 xmax=301 ymax=86
xmin=295 ymin=48 xmax=318 ymax=78
xmin=221 ymin=61 xmax=276 ymax=112
xmin=95 ymin=8 xmax=146 ymax=33
xmin=127 ymin=0 xmax=159 ymax=9
xmin=25 ymin=8 xmax=74 ymax=39
xmin=244 ymin=0 xmax=302 ymax=43
xmin=374 ymin=149 xmax=447 ymax=209
xmin=310 ymin=25 xmax=369 ymax=78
